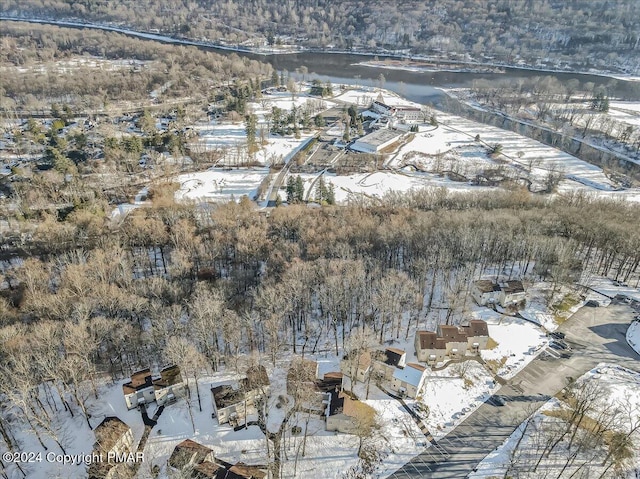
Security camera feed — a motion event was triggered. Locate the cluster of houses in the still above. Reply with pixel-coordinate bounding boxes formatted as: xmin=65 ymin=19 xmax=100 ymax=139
xmin=339 ymin=319 xmax=491 ymax=401
xmin=122 ymin=365 xmax=185 ymax=410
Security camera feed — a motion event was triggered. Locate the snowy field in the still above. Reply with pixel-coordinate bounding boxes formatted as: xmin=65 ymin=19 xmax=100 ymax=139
xmin=393 ymin=113 xmax=635 ymax=197
xmin=175 ymin=168 xmax=269 ymax=202
xmin=478 ymin=313 xmax=548 ymax=380
xmin=469 ymin=364 xmax=640 ymax=479
xmin=294 ymin=170 xmax=497 ymax=204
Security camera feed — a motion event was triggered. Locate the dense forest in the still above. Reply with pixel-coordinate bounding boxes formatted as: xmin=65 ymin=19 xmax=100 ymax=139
xmin=1 ymin=0 xmax=639 ymax=73
xmin=0 ymin=22 xmax=272 ymax=110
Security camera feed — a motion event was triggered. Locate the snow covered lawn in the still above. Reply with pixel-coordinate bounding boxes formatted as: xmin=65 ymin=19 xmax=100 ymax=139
xmin=419 ymin=362 xmax=496 ymax=440
xmin=478 ymin=314 xmax=548 ymax=380
xmin=175 ymin=168 xmax=269 ymax=202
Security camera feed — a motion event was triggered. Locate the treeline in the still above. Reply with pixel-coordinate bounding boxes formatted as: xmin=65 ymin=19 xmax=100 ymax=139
xmin=1 ymin=1 xmax=639 ymax=73
xmin=468 ymin=76 xmax=640 ymax=157
xmin=0 ymin=21 xmax=272 ymax=108
xmin=0 ymin=188 xmax=638 ymax=465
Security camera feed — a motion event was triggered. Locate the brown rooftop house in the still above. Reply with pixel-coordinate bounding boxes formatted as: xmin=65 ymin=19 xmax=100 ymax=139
xmin=286 ymin=358 xmax=319 ymax=395
xmin=416 ymin=319 xmax=490 ymax=364
xmin=193 ymin=461 xmax=224 ymax=479
xmin=414 ymin=331 xmax=447 ymax=364
xmin=471 ymin=280 xmax=502 ymax=306
xmin=462 ymin=319 xmax=490 ymax=352
xmin=472 ymin=279 xmax=526 ymax=308
xmin=437 ymin=325 xmax=469 ymax=359
xmin=88 ymin=417 xmax=134 ymax=479
xmin=499 ymin=280 xmax=526 ymax=307
xmin=123 ymin=365 xmax=184 ymax=410
xmin=168 ymin=439 xmax=215 ymax=470
xmin=340 ymin=350 xmax=372 ymax=386
xmin=224 ymin=462 xmax=267 ymax=479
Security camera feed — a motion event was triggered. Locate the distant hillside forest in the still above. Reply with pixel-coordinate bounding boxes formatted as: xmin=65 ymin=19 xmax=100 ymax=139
xmin=1 ymin=0 xmax=639 ymax=74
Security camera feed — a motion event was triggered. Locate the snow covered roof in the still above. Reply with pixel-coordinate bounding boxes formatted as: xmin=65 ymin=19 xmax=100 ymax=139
xmin=392 ymin=363 xmax=426 ymax=387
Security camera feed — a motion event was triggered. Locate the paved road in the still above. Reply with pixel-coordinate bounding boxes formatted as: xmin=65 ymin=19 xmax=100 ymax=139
xmin=389 ymin=302 xmax=640 ymax=479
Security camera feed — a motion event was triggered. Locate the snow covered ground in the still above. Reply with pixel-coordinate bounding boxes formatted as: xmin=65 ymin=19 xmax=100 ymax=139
xmin=175 ymin=168 xmax=269 ymax=202
xmin=294 ymin=170 xmax=497 ymax=204
xmin=585 ymin=276 xmax=640 ymax=302
xmin=477 ymin=313 xmax=548 ymax=380
xmin=469 ymin=364 xmax=640 ymax=479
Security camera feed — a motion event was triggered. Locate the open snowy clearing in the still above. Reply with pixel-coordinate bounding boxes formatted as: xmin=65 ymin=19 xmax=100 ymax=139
xmin=294 ymin=170 xmax=497 ymax=204
xmin=395 ymin=113 xmax=623 ymax=193
xmin=175 ymin=168 xmax=268 ymax=202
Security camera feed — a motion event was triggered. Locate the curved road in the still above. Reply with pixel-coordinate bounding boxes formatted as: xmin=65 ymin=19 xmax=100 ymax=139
xmin=389 ymin=300 xmax=640 ymax=479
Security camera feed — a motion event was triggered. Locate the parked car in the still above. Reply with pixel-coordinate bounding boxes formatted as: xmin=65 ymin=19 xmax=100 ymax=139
xmin=488 ymin=396 xmax=506 ymax=406
xmin=549 ymin=341 xmax=566 ymax=350
xmin=550 ymin=331 xmax=565 ymax=340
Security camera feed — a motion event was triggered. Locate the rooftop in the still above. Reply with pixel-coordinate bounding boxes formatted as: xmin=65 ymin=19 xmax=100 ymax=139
xmin=353 ymin=128 xmax=401 ymax=147
xmin=212 ymin=384 xmax=245 ymax=409
xmin=392 ymin=363 xmax=426 ymax=387
xmin=93 ymin=417 xmax=130 ymax=453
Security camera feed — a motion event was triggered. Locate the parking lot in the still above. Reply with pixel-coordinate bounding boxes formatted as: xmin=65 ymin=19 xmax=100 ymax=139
xmin=389 ymin=302 xmax=640 ymax=479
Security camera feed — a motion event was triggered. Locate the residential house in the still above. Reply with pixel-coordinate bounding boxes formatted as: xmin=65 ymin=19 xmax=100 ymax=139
xmin=122 ymin=365 xmax=184 ymax=410
xmin=371 ymin=100 xmax=395 ymax=116
xmin=372 ymin=348 xmax=406 ymax=382
xmin=415 ymin=319 xmax=490 ymax=364
xmin=437 ymin=325 xmax=469 ymax=358
xmin=88 ymin=417 xmax=134 ymax=479
xmin=414 ymin=331 xmax=447 ymax=363
xmin=462 ymin=319 xmax=490 ymax=352
xmin=500 ymin=280 xmax=526 ymax=306
xmin=224 ymin=463 xmax=267 ymax=479
xmin=193 ymin=461 xmax=225 ymax=479
xmin=169 ymin=439 xmax=215 ymax=470
xmin=471 ymin=279 xmax=526 ymax=308
xmin=395 ymin=106 xmax=423 ymax=123
xmin=471 ymin=280 xmax=502 ymax=306
xmin=340 ymin=350 xmax=372 ymax=384
xmin=391 ymin=363 xmax=428 ymax=399
xmin=324 ymin=388 xmax=358 ymax=433
xmin=211 ymin=365 xmax=270 ymax=426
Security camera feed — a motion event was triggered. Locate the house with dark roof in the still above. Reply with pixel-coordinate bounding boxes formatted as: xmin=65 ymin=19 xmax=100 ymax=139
xmin=437 ymin=325 xmax=469 ymax=359
xmin=123 ymin=365 xmax=184 ymax=410
xmin=212 ymin=365 xmax=271 ymax=426
xmin=414 ymin=331 xmax=447 ymax=363
xmin=372 ymin=347 xmax=407 ymax=381
xmin=324 ymin=387 xmax=375 ymax=434
xmin=462 ymin=319 xmax=490 ymax=351
xmin=415 ymin=319 xmax=490 ymax=364
xmin=88 ymin=417 xmax=133 ymax=479
xmin=169 ymin=439 xmax=215 ymax=470
xmin=472 ymin=279 xmax=526 ymax=308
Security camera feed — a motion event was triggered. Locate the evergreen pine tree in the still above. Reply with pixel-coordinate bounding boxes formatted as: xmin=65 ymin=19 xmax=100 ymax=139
xmin=295 ymin=175 xmax=305 ymax=202
xmin=286 ymin=176 xmax=296 ymax=203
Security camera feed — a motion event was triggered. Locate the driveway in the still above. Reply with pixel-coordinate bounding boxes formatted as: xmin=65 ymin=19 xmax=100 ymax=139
xmin=388 ymin=302 xmax=640 ymax=479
